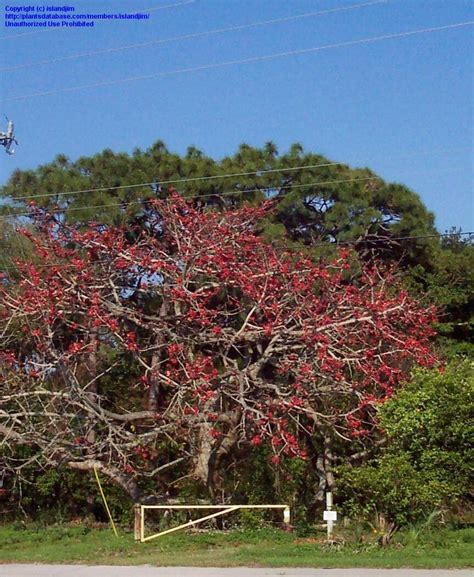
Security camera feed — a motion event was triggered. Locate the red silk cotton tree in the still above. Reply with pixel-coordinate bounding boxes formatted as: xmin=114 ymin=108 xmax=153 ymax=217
xmin=0 ymin=194 xmax=436 ymax=501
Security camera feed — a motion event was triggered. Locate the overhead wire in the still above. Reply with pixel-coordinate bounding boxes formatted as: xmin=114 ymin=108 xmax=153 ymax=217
xmin=0 ymin=175 xmax=382 ymax=220
xmin=0 ymin=30 xmax=46 ymax=41
xmin=136 ymin=0 xmax=196 ymax=13
xmin=6 ymin=160 xmax=353 ymax=202
xmin=2 ymin=161 xmax=472 ymax=271
xmin=0 ymin=8 xmax=469 ymax=300
xmin=2 ymin=20 xmax=473 ymax=102
xmin=0 ymin=0 xmax=387 ymax=73
xmin=0 ymin=0 xmax=196 ymax=41
xmin=0 ymin=165 xmax=465 ymax=221
xmin=2 ymin=149 xmax=471 ymax=207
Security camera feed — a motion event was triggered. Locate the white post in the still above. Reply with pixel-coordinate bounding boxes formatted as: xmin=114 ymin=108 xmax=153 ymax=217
xmin=326 ymin=492 xmax=333 ymax=540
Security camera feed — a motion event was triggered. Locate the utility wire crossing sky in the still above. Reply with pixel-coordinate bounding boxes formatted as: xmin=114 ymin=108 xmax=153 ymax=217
xmin=2 ymin=20 xmax=473 ymax=102
xmin=0 ymin=0 xmax=472 ymax=233
xmin=0 ymin=1 xmax=387 ymax=72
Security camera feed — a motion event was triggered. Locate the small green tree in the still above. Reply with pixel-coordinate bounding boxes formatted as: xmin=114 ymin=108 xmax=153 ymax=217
xmin=338 ymin=360 xmax=474 ymax=525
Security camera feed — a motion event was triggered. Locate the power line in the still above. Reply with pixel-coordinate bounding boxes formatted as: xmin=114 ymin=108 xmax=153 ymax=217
xmin=3 ymin=149 xmax=471 ymax=205
xmin=0 ymin=163 xmax=470 ymax=222
xmin=6 ymin=161 xmax=350 ymax=202
xmin=0 ymin=0 xmax=196 ymax=42
xmin=0 ymin=175 xmax=381 ymax=220
xmin=0 ymin=0 xmax=387 ymax=73
xmin=2 ymin=21 xmax=472 ymax=102
xmin=140 ymin=1 xmax=196 ymax=13
xmin=0 ymin=30 xmax=45 ymax=41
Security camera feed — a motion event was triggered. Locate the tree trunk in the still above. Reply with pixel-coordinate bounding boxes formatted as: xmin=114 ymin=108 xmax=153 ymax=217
xmin=323 ymin=434 xmax=336 ymax=492
xmin=68 ymin=459 xmax=142 ymax=502
xmin=147 ymin=301 xmax=168 ymax=411
xmin=208 ymin=410 xmax=241 ymax=496
xmin=85 ymin=328 xmax=98 ymax=445
xmin=193 ymin=422 xmax=214 ymax=490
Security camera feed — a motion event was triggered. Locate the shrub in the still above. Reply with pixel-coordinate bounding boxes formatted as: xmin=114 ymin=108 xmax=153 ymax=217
xmin=337 ymin=360 xmax=473 ymax=525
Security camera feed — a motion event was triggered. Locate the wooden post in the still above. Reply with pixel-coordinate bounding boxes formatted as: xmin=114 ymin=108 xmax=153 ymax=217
xmin=134 ymin=504 xmax=142 ymax=542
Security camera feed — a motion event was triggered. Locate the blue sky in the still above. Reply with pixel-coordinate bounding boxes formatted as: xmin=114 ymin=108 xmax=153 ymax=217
xmin=0 ymin=0 xmax=472 ymax=232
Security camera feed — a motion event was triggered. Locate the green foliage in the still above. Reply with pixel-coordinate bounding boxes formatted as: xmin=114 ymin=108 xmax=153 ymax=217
xmin=337 ymin=361 xmax=474 ymax=525
xmin=379 ymin=360 xmax=473 ymax=459
xmin=1 ymin=461 xmax=133 ymax=524
xmin=405 ymin=233 xmax=474 ymax=357
xmin=237 ymin=509 xmax=267 ymax=530
xmin=1 ymin=142 xmax=436 ymax=263
xmin=0 ymin=221 xmax=35 ymax=279
xmin=337 ymin=454 xmax=456 ymax=525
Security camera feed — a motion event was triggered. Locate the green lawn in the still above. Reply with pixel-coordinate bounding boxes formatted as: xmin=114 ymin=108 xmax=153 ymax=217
xmin=1 ymin=525 xmax=473 ymax=568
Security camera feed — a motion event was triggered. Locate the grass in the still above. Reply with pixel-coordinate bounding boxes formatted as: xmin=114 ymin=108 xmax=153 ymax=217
xmin=1 ymin=523 xmax=473 ymax=568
